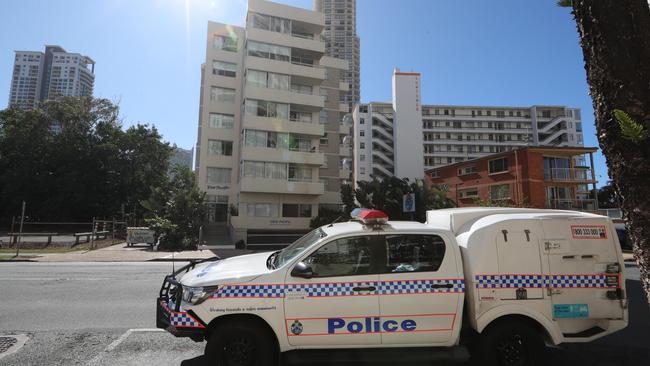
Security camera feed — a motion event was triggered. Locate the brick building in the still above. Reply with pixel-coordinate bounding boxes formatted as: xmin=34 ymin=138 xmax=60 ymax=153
xmin=426 ymin=146 xmax=599 ymax=212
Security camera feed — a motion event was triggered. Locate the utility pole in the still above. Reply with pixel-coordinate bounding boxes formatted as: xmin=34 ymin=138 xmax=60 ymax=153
xmin=16 ymin=201 xmax=26 ymax=257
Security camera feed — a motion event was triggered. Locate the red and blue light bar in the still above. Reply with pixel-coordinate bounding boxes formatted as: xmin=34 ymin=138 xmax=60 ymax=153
xmin=350 ymin=208 xmax=389 ymax=225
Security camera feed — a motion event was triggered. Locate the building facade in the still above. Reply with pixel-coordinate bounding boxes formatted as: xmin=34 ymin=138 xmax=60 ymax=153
xmin=8 ymin=45 xmax=95 ymax=109
xmin=425 ymin=146 xmax=599 ymax=212
xmin=353 ymin=69 xmax=584 ymax=185
xmin=194 ymin=0 xmax=350 ymax=246
xmin=314 ymin=0 xmax=360 ymax=113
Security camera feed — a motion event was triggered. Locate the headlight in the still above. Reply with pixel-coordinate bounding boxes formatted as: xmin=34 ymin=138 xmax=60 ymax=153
xmin=181 ymin=285 xmax=219 ymax=305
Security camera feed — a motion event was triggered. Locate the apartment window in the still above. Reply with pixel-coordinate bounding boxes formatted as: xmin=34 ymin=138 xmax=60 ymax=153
xmin=243 ymin=161 xmax=287 ymax=180
xmin=360 ymin=167 xmax=366 ymax=174
xmin=213 ymin=35 xmax=238 ymax=52
xmin=488 ymin=158 xmax=508 ymax=174
xmin=213 ymin=61 xmax=236 ymax=77
xmin=458 ymin=166 xmax=477 ymax=176
xmin=458 ymin=188 xmax=479 ymax=199
xmin=246 ymin=203 xmax=278 ymax=217
xmin=207 ymin=140 xmax=233 ymax=156
xmin=246 ymin=70 xmax=289 ymax=90
xmin=206 ymin=167 xmax=232 ymax=187
xmin=517 ymin=111 xmax=522 ymax=117
xmin=245 ymin=99 xmax=289 ymax=119
xmin=282 ymin=204 xmax=312 ymax=218
xmin=209 ymin=113 xmax=235 ymax=128
xmin=359 ymin=154 xmax=366 ymax=162
xmin=359 ymin=142 xmax=365 ymax=149
xmin=576 ymin=122 xmax=583 ymax=132
xmin=490 ymin=184 xmax=510 ymax=200
xmin=359 ymin=130 xmax=365 ymax=137
xmin=320 ymin=133 xmax=329 ymax=146
xmin=471 ymin=110 xmax=475 ymax=117
xmin=247 ymin=41 xmax=290 ymax=62
xmin=360 ymin=118 xmax=365 ymax=124
xmin=291 ymin=83 xmax=312 ymax=95
xmin=319 ymin=88 xmax=329 ymax=102
xmin=288 ymin=165 xmax=313 ymax=182
xmin=477 ymin=110 xmax=482 ymax=116
xmin=319 ymin=110 xmax=329 ymax=124
xmin=487 ymin=111 xmax=492 ymax=116
xmin=497 ymin=111 xmax=505 ymax=118
xmin=542 ymin=110 xmax=551 ymax=118
xmin=249 ymin=12 xmax=290 ymax=34
xmin=509 ymin=111 xmax=514 ymax=117
xmin=210 ymin=87 xmax=235 ymax=103
xmin=290 ymin=110 xmax=312 ymax=123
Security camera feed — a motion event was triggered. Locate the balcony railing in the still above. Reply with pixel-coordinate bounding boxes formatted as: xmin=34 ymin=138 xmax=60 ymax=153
xmin=544 ymin=168 xmax=594 ymax=182
xmin=291 ymin=32 xmax=314 ymax=40
xmin=545 ymin=199 xmax=598 ymax=212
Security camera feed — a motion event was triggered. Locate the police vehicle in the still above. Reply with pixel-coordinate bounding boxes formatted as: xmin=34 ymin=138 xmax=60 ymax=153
xmin=156 ymin=207 xmax=628 ymax=366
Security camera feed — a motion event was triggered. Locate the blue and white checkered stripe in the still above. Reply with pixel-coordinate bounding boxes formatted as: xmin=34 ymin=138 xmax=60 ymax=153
xmin=214 ymin=279 xmax=465 ymax=298
xmin=170 ymin=313 xmax=202 ymax=327
xmin=475 ymin=274 xmax=614 ymax=289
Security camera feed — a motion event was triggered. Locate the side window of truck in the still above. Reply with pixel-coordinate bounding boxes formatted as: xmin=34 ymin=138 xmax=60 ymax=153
xmin=382 ymin=234 xmax=446 ymax=273
xmin=304 ymin=235 xmax=378 ymax=277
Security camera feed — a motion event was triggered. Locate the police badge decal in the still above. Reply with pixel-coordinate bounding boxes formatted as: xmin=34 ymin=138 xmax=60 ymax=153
xmin=290 ymin=320 xmax=303 ymax=335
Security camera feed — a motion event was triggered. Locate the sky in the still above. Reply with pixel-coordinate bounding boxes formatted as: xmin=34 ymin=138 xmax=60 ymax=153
xmin=0 ymin=0 xmax=611 ymax=186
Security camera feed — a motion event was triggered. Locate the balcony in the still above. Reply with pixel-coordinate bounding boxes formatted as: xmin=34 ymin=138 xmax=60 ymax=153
xmin=241 ymin=147 xmax=325 ymax=166
xmin=246 ymin=56 xmax=325 ymax=81
xmin=339 ymin=122 xmax=351 ymax=134
xmin=545 ymin=199 xmax=598 ymax=212
xmin=339 ymin=145 xmax=351 ymax=156
xmin=544 ymin=168 xmax=595 ymax=182
xmin=246 ymin=85 xmax=324 ymax=109
xmin=247 ymin=28 xmax=325 ymax=54
xmin=242 ymin=114 xmax=324 ymax=137
xmin=240 ymin=176 xmax=324 ymax=195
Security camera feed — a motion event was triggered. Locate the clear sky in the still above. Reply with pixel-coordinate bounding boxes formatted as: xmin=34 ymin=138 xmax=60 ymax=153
xmin=0 ymin=0 xmax=610 ymax=186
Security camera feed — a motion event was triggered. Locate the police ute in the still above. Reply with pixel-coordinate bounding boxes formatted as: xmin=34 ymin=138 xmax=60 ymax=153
xmin=156 ymin=207 xmax=628 ymax=366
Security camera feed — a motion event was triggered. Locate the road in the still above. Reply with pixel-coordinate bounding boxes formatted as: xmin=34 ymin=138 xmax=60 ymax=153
xmin=0 ymin=262 xmax=648 ymax=365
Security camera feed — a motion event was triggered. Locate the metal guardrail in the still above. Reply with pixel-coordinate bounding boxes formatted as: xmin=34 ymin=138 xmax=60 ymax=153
xmin=545 ymin=199 xmax=597 ymax=211
xmin=544 ymin=168 xmax=594 ymax=182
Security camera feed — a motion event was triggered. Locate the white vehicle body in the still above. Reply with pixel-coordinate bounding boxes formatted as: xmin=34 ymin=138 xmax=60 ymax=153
xmin=156 ymin=208 xmax=628 ymax=355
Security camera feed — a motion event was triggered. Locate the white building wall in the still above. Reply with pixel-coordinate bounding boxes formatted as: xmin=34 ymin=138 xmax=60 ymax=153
xmin=392 ymin=70 xmax=424 ymax=181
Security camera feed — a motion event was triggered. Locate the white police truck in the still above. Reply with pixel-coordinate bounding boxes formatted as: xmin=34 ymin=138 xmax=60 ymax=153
xmin=156 ymin=207 xmax=628 ymax=366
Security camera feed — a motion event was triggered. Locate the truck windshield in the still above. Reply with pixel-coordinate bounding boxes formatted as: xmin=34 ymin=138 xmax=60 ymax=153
xmin=271 ymin=228 xmax=326 ymax=269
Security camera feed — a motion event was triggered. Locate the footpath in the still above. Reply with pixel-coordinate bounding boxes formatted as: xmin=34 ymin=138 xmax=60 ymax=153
xmin=6 ymin=242 xmax=255 ymax=262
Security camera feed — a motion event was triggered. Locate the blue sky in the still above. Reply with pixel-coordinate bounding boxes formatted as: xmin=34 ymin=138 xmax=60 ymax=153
xmin=0 ymin=0 xmax=609 ymax=185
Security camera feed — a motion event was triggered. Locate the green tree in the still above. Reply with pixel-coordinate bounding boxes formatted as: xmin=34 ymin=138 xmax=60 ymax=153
xmin=597 ymin=181 xmax=620 ymax=209
xmin=142 ymin=165 xmax=206 ymax=251
xmin=560 ymin=0 xmax=650 ymax=302
xmin=0 ymin=97 xmax=171 ymax=223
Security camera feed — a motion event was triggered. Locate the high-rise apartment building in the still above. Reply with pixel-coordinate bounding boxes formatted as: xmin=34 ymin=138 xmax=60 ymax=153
xmin=8 ymin=45 xmax=95 ymax=109
xmin=353 ymin=69 xmax=584 ymax=185
xmin=314 ymin=0 xmax=360 ymax=112
xmin=195 ymin=0 xmax=350 ymax=247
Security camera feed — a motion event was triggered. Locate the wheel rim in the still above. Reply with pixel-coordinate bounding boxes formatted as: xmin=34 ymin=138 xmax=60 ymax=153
xmin=496 ymin=333 xmax=528 ymax=366
xmin=223 ymin=337 xmax=256 ymax=366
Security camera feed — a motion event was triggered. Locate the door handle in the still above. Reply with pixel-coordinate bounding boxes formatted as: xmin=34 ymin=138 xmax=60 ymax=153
xmin=353 ymin=286 xmax=376 ymax=292
xmin=429 ymin=283 xmax=454 ymax=289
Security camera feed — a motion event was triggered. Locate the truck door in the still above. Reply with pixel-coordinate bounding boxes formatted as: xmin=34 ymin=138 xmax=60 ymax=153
xmin=283 ymin=234 xmax=381 ymax=346
xmin=541 ymin=218 xmax=624 ymax=325
xmin=377 ymin=233 xmax=464 ymax=346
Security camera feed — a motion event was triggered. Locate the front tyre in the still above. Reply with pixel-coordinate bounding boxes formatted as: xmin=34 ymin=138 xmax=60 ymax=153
xmin=473 ymin=320 xmax=545 ymax=366
xmin=205 ymin=320 xmax=276 ymax=366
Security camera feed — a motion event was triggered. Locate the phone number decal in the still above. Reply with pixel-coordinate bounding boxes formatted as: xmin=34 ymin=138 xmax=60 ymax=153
xmin=571 ymin=225 xmax=607 ymax=239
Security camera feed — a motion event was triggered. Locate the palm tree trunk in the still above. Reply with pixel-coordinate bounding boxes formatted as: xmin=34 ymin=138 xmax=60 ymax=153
xmin=571 ymin=0 xmax=650 ymax=303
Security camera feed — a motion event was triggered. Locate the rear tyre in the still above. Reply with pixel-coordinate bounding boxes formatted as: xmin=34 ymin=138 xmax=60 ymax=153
xmin=205 ymin=319 xmax=276 ymax=366
xmin=472 ymin=320 xmax=545 ymax=366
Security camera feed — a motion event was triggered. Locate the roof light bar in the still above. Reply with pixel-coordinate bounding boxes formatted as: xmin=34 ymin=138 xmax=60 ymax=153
xmin=350 ymin=208 xmax=389 ymax=225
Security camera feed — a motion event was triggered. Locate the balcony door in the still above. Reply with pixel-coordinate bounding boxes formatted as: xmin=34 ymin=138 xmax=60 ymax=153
xmin=546 ymin=186 xmax=573 ymax=209
xmin=544 ymin=157 xmax=570 ymax=181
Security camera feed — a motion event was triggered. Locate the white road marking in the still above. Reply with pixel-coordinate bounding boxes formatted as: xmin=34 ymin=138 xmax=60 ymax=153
xmin=0 ymin=334 xmax=29 ymax=360
xmin=87 ymin=328 xmax=164 ymax=365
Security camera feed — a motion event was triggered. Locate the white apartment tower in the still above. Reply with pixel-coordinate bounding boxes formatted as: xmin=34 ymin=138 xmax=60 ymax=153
xmin=195 ymin=0 xmax=350 ymax=247
xmin=8 ymin=45 xmax=95 ymax=109
xmin=353 ymin=69 xmax=584 ymax=185
xmin=314 ymin=0 xmax=360 ymax=112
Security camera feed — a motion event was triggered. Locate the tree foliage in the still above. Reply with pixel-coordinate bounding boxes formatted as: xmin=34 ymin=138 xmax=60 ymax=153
xmin=142 ymin=165 xmax=206 ymax=251
xmin=613 ymin=109 xmax=648 ymax=142
xmin=0 ymin=97 xmax=172 ymax=223
xmin=597 ymin=181 xmax=620 ymax=209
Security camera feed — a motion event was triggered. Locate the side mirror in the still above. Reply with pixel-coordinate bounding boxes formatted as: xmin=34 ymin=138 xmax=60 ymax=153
xmin=291 ymin=262 xmax=313 ymax=279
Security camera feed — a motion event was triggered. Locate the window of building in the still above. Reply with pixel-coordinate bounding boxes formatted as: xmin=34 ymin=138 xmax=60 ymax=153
xmin=517 ymin=111 xmax=522 ymax=117
xmin=489 ymin=184 xmax=510 ymax=200
xmin=320 ymin=132 xmax=329 ymax=146
xmin=497 ymin=110 xmax=505 ymax=118
xmin=213 ymin=61 xmax=237 ymax=77
xmin=457 ymin=166 xmax=477 ymax=176
xmin=282 ymin=204 xmax=312 ymax=218
xmin=242 ymin=161 xmax=288 ymax=180
xmin=359 ymin=118 xmax=365 ymax=124
xmin=207 ymin=140 xmax=233 ymax=156
xmin=576 ymin=122 xmax=583 ymax=132
xmin=360 ymin=167 xmax=366 ymax=174
xmin=249 ymin=12 xmax=291 ymax=34
xmin=458 ymin=188 xmax=479 ymax=199
xmin=359 ymin=130 xmax=364 ymax=137
xmin=319 ymin=110 xmax=328 ymax=124
xmin=288 ymin=165 xmax=313 ymax=182
xmin=488 ymin=157 xmax=508 ymax=174
xmin=246 ymin=203 xmax=278 ymax=217
xmin=206 ymin=167 xmax=232 ymax=187
xmin=382 ymin=234 xmax=446 ymax=273
xmin=213 ymin=35 xmax=238 ymax=52
xmin=246 ymin=69 xmax=289 ymax=90
xmin=319 ymin=88 xmax=329 ymax=102
xmin=208 ymin=113 xmax=234 ymax=129
xmin=305 ymin=236 xmax=376 ymax=277
xmin=360 ymin=154 xmax=365 ymax=162
xmin=359 ymin=142 xmax=365 ymax=149
xmin=542 ymin=110 xmax=551 ymax=118
xmin=210 ymin=87 xmax=235 ymax=103
xmin=245 ymin=99 xmax=289 ymax=119
xmin=247 ymin=41 xmax=290 ymax=62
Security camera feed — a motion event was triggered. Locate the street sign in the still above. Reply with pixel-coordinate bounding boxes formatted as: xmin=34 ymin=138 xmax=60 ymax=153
xmin=403 ymin=193 xmax=415 ymax=213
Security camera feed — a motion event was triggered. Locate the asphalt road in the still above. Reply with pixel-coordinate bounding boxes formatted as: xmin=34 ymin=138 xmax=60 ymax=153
xmin=0 ymin=262 xmax=648 ymax=366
